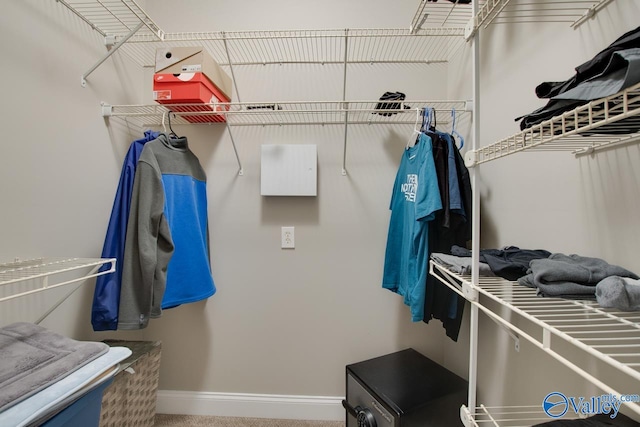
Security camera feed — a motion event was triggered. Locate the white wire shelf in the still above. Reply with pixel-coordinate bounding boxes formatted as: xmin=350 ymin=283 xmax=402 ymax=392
xmin=411 ymin=0 xmax=475 ymax=32
xmin=465 ymin=81 xmax=640 ymax=166
xmin=102 ymin=100 xmax=471 ymax=127
xmin=53 ymin=1 xmax=467 ymax=69
xmin=0 ymin=257 xmax=116 ymax=303
xmin=460 ymin=405 xmax=577 ymax=426
xmin=467 ymin=0 xmax=614 ymax=39
xmin=121 ymin=28 xmax=467 ymax=69
xmin=54 ymin=0 xmax=613 ymax=81
xmin=429 ymin=260 xmax=640 ymax=421
xmin=56 ymin=0 xmax=163 ymax=39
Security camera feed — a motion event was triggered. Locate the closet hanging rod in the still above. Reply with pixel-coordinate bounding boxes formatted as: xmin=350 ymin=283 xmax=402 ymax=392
xmin=103 ymin=100 xmax=470 ymax=113
xmin=102 ymin=100 xmax=472 ymax=127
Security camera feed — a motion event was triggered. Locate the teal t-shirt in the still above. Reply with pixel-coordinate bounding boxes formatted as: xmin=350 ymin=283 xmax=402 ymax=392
xmin=383 ymin=133 xmax=442 ymax=321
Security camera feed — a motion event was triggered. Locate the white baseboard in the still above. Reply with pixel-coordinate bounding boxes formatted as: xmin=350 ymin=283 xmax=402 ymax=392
xmin=156 ymin=390 xmax=345 ymax=421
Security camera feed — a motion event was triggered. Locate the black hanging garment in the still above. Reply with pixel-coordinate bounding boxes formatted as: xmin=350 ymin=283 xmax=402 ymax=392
xmin=422 ymin=130 xmax=472 ymax=342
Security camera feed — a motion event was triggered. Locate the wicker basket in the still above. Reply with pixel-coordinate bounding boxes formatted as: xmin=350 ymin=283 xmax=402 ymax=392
xmin=99 ymin=341 xmax=162 ymax=427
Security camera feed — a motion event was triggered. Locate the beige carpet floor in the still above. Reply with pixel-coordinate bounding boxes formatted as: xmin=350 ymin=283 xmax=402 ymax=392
xmin=154 ymin=414 xmax=344 ymax=427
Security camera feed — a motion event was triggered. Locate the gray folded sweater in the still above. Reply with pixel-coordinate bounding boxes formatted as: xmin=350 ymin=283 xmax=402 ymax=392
xmin=518 ymin=253 xmax=639 ymax=298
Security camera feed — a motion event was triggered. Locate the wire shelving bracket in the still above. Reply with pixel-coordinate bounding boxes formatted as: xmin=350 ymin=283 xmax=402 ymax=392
xmin=55 ymin=0 xmax=165 ymax=87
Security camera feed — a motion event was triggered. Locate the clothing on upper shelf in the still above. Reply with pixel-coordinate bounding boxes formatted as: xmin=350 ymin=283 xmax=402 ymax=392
xmin=596 ymin=276 xmax=640 ymax=311
xmin=118 ymin=133 xmax=216 ymax=330
xmin=517 ymin=25 xmax=640 ymax=132
xmin=91 ymin=130 xmax=159 ymax=332
xmin=451 ymin=245 xmax=552 ymax=281
xmin=537 ymin=26 xmax=640 ymax=99
xmin=518 ymin=253 xmax=640 ymax=299
xmin=374 ymin=91 xmax=409 ymax=116
xmin=553 ymin=48 xmax=640 ymax=102
xmin=383 ymin=132 xmax=442 ymax=322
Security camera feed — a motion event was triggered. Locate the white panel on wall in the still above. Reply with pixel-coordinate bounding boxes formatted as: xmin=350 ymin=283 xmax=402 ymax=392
xmin=261 ymin=144 xmax=317 ymax=196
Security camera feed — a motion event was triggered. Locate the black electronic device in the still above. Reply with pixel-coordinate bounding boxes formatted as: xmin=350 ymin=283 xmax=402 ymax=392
xmin=345 ymin=348 xmax=467 ymax=427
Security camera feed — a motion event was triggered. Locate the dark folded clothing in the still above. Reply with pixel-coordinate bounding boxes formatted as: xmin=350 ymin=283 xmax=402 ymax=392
xmin=553 ymin=49 xmax=640 ymax=101
xmin=536 ymin=80 xmax=572 ymax=99
xmin=451 ymin=245 xmax=551 ymax=281
xmin=518 ymin=26 xmax=640 ymax=131
xmin=536 ymin=25 xmax=640 ymax=100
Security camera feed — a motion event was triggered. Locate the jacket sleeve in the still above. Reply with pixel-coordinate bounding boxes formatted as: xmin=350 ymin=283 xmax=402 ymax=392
xmin=91 ymin=152 xmax=137 ymax=331
xmin=118 ymin=158 xmax=171 ymax=330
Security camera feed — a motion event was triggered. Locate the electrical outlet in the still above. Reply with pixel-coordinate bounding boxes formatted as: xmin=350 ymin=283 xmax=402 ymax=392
xmin=281 ymin=226 xmax=295 ymax=249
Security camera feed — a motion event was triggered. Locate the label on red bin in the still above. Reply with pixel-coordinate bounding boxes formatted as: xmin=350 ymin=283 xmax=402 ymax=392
xmin=154 ymin=90 xmax=171 ymax=101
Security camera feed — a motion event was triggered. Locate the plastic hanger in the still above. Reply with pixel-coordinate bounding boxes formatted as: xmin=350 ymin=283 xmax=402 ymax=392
xmin=406 ymin=108 xmax=423 ymax=149
xmin=451 ymin=108 xmax=464 ymax=149
xmin=167 ymin=110 xmax=179 ymax=139
xmin=421 ymin=107 xmax=435 ymax=133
